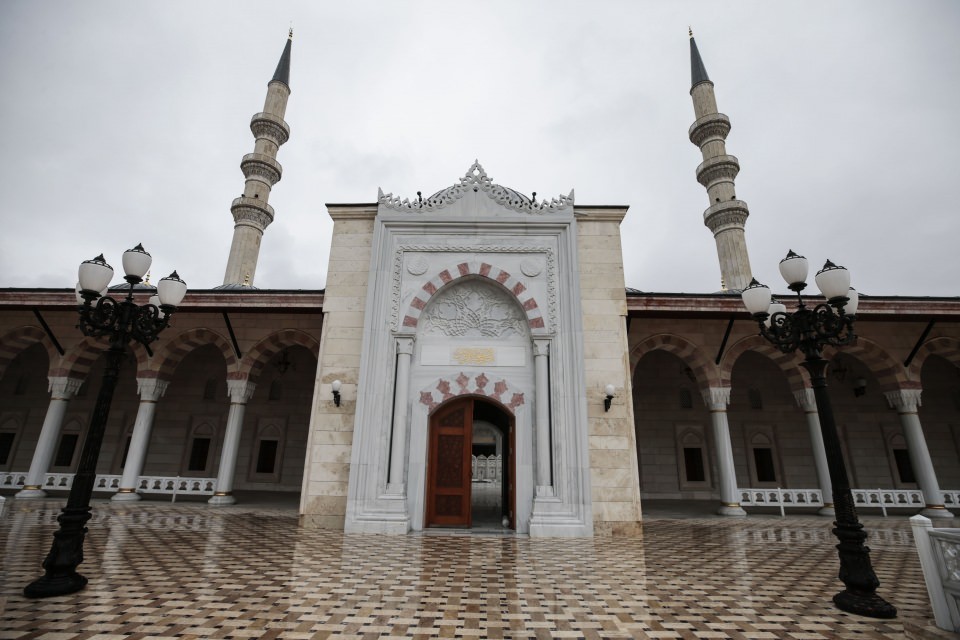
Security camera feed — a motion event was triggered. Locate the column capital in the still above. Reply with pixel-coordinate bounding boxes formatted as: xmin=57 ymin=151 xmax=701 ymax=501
xmin=136 ymin=378 xmax=170 ymax=402
xmin=701 ymin=387 xmax=731 ymax=411
xmin=794 ymin=388 xmax=817 ymax=412
xmin=396 ymin=337 xmax=415 ymax=356
xmin=532 ymin=339 xmax=551 ymax=357
xmin=47 ymin=376 xmax=83 ymax=401
xmin=885 ymin=388 xmax=922 ymax=413
xmin=226 ymin=379 xmax=256 ymax=404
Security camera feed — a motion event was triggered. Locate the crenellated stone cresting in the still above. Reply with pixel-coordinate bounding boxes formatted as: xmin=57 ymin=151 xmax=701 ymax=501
xmin=703 ymin=200 xmax=749 ymax=234
xmin=230 ymin=197 xmax=275 ymax=230
xmin=241 ymin=153 xmax=283 ymax=186
xmin=249 ymin=112 xmax=290 ymax=147
xmin=688 ymin=112 xmax=731 ymax=147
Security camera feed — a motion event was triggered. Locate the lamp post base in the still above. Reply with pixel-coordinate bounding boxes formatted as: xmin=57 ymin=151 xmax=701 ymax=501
xmin=23 ymin=571 xmax=88 ymax=599
xmin=833 ymin=589 xmax=897 ymax=619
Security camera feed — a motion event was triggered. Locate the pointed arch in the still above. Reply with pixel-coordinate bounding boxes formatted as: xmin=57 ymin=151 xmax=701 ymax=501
xmin=53 ymin=334 xmax=145 ymax=381
xmin=239 ymin=329 xmax=320 ymax=382
xmin=0 ymin=326 xmax=60 ymax=382
xmin=149 ymin=328 xmax=239 ymax=381
xmin=629 ymin=333 xmax=719 ymax=392
xmin=720 ymin=335 xmax=807 ymax=393
xmin=417 ymin=372 xmax=525 ymax=415
xmin=54 ymin=334 xmax=108 ymax=380
xmin=828 ymin=336 xmax=909 ymax=392
xmin=401 ymin=260 xmax=546 ymax=334
xmin=906 ymin=336 xmax=960 ymax=382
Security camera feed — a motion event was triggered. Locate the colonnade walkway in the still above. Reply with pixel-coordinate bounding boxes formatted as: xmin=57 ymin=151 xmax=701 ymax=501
xmin=0 ymin=498 xmax=951 ymax=639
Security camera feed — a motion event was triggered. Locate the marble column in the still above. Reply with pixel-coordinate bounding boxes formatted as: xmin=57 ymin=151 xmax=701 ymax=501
xmin=209 ymin=379 xmax=256 ymax=506
xmin=885 ymin=388 xmax=953 ymax=518
xmin=702 ymin=387 xmax=746 ymax=516
xmin=16 ymin=376 xmax=84 ymax=499
xmin=112 ymin=378 xmax=169 ymax=501
xmin=533 ymin=339 xmax=552 ymax=494
xmin=387 ymin=337 xmax=414 ymax=493
xmin=794 ymin=388 xmax=835 ymax=516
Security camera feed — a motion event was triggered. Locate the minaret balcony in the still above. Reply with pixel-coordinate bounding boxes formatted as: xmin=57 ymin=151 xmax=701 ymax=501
xmin=250 ymin=112 xmax=290 ymax=147
xmin=241 ymin=153 xmax=283 ymax=185
xmin=703 ymin=199 xmax=749 ymax=234
xmin=230 ymin=196 xmax=275 ymax=230
xmin=688 ymin=112 xmax=731 ymax=147
xmin=696 ymin=155 xmax=740 ymax=189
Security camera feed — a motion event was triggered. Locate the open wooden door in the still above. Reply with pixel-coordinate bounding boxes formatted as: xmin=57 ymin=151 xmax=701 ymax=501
xmin=425 ymin=398 xmax=473 ymax=527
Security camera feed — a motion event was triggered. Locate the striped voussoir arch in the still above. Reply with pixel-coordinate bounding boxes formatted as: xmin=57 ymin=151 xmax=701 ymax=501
xmin=906 ymin=336 xmax=960 ymax=382
xmin=240 ymin=329 xmax=321 ymax=381
xmin=629 ymin=333 xmax=720 ymax=391
xmin=719 ymin=335 xmax=807 ymax=393
xmin=827 ymin=336 xmax=911 ymax=392
xmin=148 ymin=328 xmax=238 ymax=381
xmin=401 ymin=260 xmax=546 ymax=333
xmin=0 ymin=326 xmax=60 ymax=381
xmin=418 ymin=372 xmax=525 ymax=415
xmin=54 ymin=335 xmax=109 ymax=380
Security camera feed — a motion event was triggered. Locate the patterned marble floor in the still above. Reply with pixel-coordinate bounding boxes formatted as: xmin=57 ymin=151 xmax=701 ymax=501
xmin=0 ymin=498 xmax=948 ymax=639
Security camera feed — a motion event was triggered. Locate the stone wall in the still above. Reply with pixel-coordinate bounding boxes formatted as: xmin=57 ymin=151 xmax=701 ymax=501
xmin=300 ymin=205 xmax=377 ymax=527
xmin=575 ymin=207 xmax=643 ymax=534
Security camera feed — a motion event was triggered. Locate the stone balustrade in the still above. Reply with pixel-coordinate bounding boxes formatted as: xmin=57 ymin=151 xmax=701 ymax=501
xmin=0 ymin=472 xmax=215 ymax=497
xmin=910 ymin=515 xmax=960 ymax=632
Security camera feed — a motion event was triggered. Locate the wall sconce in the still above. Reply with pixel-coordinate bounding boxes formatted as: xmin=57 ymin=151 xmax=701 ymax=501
xmin=604 ymin=384 xmax=615 ymax=412
xmin=332 ymin=379 xmax=342 ymax=407
xmin=853 ymin=377 xmax=867 ymax=397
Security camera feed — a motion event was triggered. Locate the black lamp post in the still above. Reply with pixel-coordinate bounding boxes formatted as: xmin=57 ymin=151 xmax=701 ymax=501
xmin=24 ymin=244 xmax=186 ymax=599
xmin=741 ymin=250 xmax=896 ymax=619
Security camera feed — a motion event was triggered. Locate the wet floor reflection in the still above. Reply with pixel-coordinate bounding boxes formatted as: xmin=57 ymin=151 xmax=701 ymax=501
xmin=0 ymin=499 xmax=937 ymax=638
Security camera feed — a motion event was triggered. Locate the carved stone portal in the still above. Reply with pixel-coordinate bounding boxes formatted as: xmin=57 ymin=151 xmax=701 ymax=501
xmin=420 ymin=280 xmax=528 ymax=338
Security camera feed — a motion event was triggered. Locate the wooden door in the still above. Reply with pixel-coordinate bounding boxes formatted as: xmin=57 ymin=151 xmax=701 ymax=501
xmin=426 ymin=398 xmax=473 ymax=527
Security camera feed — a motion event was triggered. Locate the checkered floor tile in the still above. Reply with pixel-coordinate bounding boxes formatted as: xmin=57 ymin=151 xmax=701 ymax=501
xmin=0 ymin=499 xmax=944 ymax=639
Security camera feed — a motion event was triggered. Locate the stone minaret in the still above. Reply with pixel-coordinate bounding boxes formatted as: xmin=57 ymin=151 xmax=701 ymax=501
xmin=688 ymin=30 xmax=752 ymax=292
xmin=222 ymin=31 xmax=292 ymax=287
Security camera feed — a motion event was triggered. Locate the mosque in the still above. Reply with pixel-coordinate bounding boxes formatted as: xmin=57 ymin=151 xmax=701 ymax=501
xmin=1 ymin=32 xmax=957 ymax=535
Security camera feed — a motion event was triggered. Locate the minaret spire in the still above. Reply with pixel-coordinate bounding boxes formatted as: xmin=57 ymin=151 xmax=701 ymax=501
xmin=222 ymin=32 xmax=293 ymax=287
xmin=687 ymin=31 xmax=753 ymax=291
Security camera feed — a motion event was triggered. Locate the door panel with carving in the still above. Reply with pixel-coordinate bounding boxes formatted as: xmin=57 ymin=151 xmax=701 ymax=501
xmin=426 ymin=400 xmax=473 ymax=527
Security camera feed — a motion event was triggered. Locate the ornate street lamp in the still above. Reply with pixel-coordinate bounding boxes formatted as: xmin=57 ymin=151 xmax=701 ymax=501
xmin=741 ymin=250 xmax=895 ymax=619
xmin=24 ymin=244 xmax=186 ymax=598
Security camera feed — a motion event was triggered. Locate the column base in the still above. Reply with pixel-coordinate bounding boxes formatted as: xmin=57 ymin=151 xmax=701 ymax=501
xmin=920 ymin=505 xmax=955 ymax=519
xmin=15 ymin=486 xmax=47 ymax=500
xmin=385 ymin=482 xmax=406 ymax=496
xmin=535 ymin=485 xmax=555 ymax=498
xmin=717 ymin=503 xmax=747 ymax=517
xmin=111 ymin=489 xmax=142 ymax=502
xmin=208 ymin=492 xmax=236 ymax=506
xmin=818 ymin=504 xmax=836 ymax=517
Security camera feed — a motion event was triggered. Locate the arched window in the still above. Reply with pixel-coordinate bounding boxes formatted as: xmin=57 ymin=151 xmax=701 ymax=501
xmin=248 ymin=420 xmax=285 ymax=482
xmin=747 ymin=430 xmax=780 ymax=486
xmin=0 ymin=416 xmax=21 ymax=470
xmin=887 ymin=433 xmax=916 ymax=487
xmin=183 ymin=422 xmax=217 ymax=474
xmin=676 ymin=426 xmax=711 ymax=489
xmin=52 ymin=418 xmax=84 ymax=470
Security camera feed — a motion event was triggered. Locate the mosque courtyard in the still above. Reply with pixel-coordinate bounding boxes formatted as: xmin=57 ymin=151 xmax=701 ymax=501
xmin=0 ymin=496 xmax=950 ymax=639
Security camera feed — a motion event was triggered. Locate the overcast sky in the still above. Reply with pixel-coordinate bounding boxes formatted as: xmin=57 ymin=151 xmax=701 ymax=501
xmin=1 ymin=1 xmax=958 ymax=297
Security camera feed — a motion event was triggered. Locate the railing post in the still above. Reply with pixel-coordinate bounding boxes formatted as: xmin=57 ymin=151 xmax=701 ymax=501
xmin=909 ymin=515 xmax=953 ymax=630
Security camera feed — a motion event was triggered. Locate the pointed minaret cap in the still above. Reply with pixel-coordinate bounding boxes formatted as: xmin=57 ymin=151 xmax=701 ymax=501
xmin=689 ymin=28 xmax=711 ymax=90
xmin=271 ymin=29 xmax=292 ymax=88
